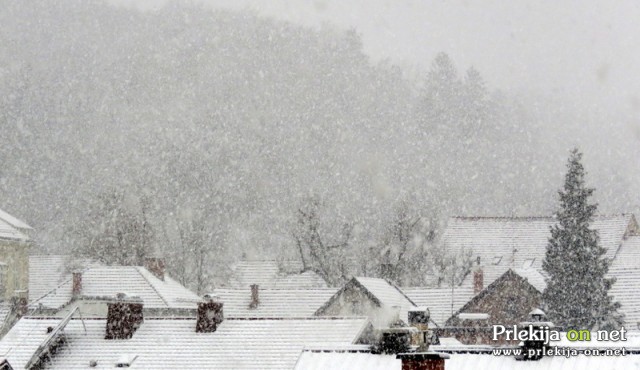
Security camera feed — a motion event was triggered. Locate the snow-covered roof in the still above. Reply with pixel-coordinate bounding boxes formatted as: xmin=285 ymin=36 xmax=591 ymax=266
xmin=402 ymin=286 xmax=475 ymax=327
xmin=445 ymin=353 xmax=640 ymax=369
xmin=0 ymin=208 xmax=32 ymax=232
xmin=30 ymin=266 xmax=200 ymax=310
xmin=0 ymin=317 xmax=369 ymax=369
xmin=229 ymin=260 xmax=328 ymax=289
xmin=444 ymin=214 xmax=634 ymax=271
xmin=354 ymin=277 xmax=416 ymax=323
xmin=0 ymin=217 xmax=28 ymax=241
xmin=28 ymin=255 xmax=101 ymax=303
xmin=295 ymin=351 xmax=400 ymax=370
xmin=611 ymin=235 xmax=640 ymax=269
xmin=296 ymin=347 xmax=640 ymax=370
xmin=212 ymin=288 xmax=337 ymax=318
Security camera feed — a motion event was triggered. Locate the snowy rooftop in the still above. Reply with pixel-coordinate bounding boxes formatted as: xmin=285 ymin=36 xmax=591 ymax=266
xmin=353 ymin=277 xmax=416 ymax=324
xmin=402 ymin=286 xmax=475 ymax=327
xmin=0 ymin=216 xmax=28 ymax=241
xmin=229 ymin=260 xmax=328 ymax=289
xmin=212 ymin=288 xmax=337 ymax=318
xmin=295 ymin=348 xmax=640 ymax=370
xmin=28 ymin=255 xmax=101 ymax=303
xmin=0 ymin=208 xmax=32 ymax=232
xmin=0 ymin=317 xmax=369 ymax=369
xmin=444 ymin=214 xmax=635 ymax=271
xmin=30 ymin=266 xmax=200 ymax=310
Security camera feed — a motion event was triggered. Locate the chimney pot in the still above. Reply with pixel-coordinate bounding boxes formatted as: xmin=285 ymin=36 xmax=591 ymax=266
xmin=72 ymin=271 xmax=82 ymax=298
xmin=249 ymin=284 xmax=259 ymax=309
xmin=144 ymin=257 xmax=165 ymax=281
xmin=196 ymin=297 xmax=224 ymax=333
xmin=105 ymin=295 xmax=144 ymax=340
xmin=396 ymin=352 xmax=449 ymax=370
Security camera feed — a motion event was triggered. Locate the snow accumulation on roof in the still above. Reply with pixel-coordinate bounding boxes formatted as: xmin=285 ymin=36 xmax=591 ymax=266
xmin=296 ymin=344 xmax=640 ymax=370
xmin=354 ymin=277 xmax=416 ymax=323
xmin=0 ymin=317 xmax=369 ymax=369
xmin=402 ymin=286 xmax=475 ymax=327
xmin=28 ymin=255 xmax=102 ymax=303
xmin=611 ymin=235 xmax=640 ymax=269
xmin=295 ymin=351 xmax=400 ymax=370
xmin=229 ymin=260 xmax=328 ymax=289
xmin=0 ymin=217 xmax=28 ymax=241
xmin=30 ymin=266 xmax=200 ymax=310
xmin=0 ymin=208 xmax=32 ymax=231
xmin=212 ymin=288 xmax=337 ymax=318
xmin=444 ymin=214 xmax=634 ymax=271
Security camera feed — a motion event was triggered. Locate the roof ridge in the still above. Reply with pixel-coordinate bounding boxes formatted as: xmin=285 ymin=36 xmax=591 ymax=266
xmin=450 ymin=214 xmax=632 ymax=221
xmin=135 ymin=266 xmax=170 ymax=307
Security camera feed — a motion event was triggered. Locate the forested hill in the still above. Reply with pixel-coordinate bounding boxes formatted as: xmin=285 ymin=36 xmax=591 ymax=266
xmin=0 ymin=1 xmax=638 ymax=288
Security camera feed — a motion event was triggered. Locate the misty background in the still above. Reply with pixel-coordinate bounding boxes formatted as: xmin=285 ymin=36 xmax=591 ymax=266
xmin=0 ymin=0 xmax=638 ymax=289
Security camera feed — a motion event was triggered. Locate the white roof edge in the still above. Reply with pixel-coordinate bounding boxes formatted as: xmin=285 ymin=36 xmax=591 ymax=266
xmin=0 ymin=208 xmax=32 ymax=230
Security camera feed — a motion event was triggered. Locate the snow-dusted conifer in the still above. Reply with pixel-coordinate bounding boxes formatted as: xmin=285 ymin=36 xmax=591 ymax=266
xmin=542 ymin=148 xmax=622 ymax=330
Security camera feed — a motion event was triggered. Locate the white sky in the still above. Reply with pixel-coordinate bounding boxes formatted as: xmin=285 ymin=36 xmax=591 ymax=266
xmin=116 ymin=0 xmax=640 ymax=121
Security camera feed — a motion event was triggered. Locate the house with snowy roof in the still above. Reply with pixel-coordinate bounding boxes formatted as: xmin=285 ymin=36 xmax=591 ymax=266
xmin=443 ymin=214 xmax=638 ymax=276
xmin=28 ymin=258 xmax=200 ymax=318
xmin=314 ymin=277 xmax=417 ymax=329
xmin=0 ymin=208 xmax=32 ymax=303
xmin=229 ymin=260 xmax=328 ymax=289
xmin=212 ymin=285 xmax=337 ymax=318
xmin=442 ymin=214 xmax=640 ymax=316
xmin=0 ymin=294 xmax=370 ymax=369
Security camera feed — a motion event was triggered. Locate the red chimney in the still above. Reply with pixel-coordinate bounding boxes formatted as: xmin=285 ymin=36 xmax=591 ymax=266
xmin=144 ymin=258 xmax=165 ymax=281
xmin=72 ymin=272 xmax=82 ymax=298
xmin=249 ymin=284 xmax=259 ymax=309
xmin=196 ymin=295 xmax=224 ymax=333
xmin=396 ymin=352 xmax=449 ymax=370
xmin=105 ymin=293 xmax=144 ymax=340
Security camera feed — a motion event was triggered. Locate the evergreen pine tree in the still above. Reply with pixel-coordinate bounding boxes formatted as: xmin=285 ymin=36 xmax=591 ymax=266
xmin=542 ymin=148 xmax=623 ymax=330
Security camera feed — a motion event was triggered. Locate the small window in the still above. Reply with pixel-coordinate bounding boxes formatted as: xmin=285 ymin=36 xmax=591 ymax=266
xmin=492 ymin=256 xmax=502 ymax=265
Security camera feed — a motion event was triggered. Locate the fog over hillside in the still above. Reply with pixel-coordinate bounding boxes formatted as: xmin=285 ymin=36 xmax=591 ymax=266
xmin=0 ymin=0 xmax=638 ymax=289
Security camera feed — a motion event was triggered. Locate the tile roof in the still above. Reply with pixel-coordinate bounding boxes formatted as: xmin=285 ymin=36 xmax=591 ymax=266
xmin=444 ymin=214 xmax=634 ymax=271
xmin=229 ymin=260 xmax=327 ymax=289
xmin=28 ymin=255 xmax=102 ymax=303
xmin=402 ymin=286 xmax=475 ymax=327
xmin=353 ymin=277 xmax=416 ymax=324
xmin=611 ymin=236 xmax=640 ymax=269
xmin=608 ymin=267 xmax=640 ymax=330
xmin=212 ymin=288 xmax=337 ymax=318
xmin=0 ymin=316 xmax=369 ymax=369
xmin=30 ymin=266 xmax=200 ymax=310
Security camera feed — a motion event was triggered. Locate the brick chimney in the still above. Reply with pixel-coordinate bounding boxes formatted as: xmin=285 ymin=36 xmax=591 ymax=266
xmin=144 ymin=257 xmax=165 ymax=281
xmin=249 ymin=284 xmax=259 ymax=309
xmin=72 ymin=271 xmax=82 ymax=298
xmin=105 ymin=293 xmax=144 ymax=340
xmin=473 ymin=257 xmax=483 ymax=294
xmin=196 ymin=295 xmax=224 ymax=333
xmin=396 ymin=352 xmax=449 ymax=370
